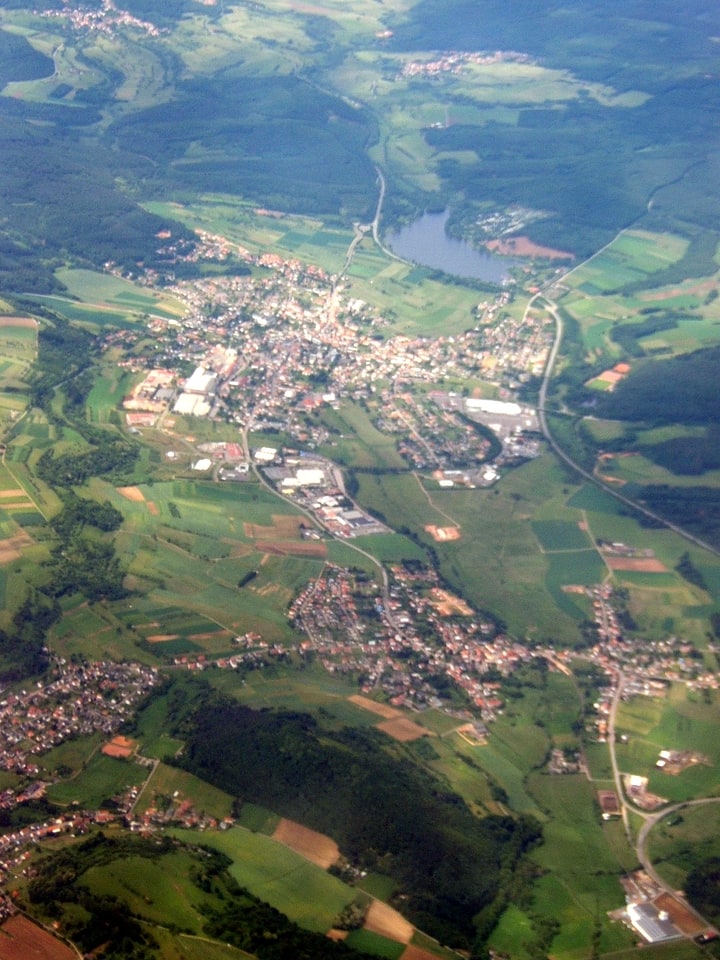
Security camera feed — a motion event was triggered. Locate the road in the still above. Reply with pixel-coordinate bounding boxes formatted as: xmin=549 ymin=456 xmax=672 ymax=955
xmin=636 ymin=796 xmax=720 ymax=895
xmin=605 ymin=669 xmax=632 ymax=843
xmin=536 ymin=292 xmax=720 ymax=559
xmin=602 ymin=664 xmax=719 ymax=935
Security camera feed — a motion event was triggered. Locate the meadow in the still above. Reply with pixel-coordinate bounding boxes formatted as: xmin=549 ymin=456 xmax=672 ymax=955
xmin=136 ymin=763 xmax=234 ymax=819
xmin=646 ymin=803 xmax=720 ymax=891
xmin=80 ymin=849 xmax=211 ymax=933
xmin=46 ymin=753 xmax=148 ymax=808
xmin=170 ymin=826 xmax=355 ymax=935
xmin=55 ymin=268 xmax=186 ymax=320
xmin=614 ymin=685 xmax=720 ymax=804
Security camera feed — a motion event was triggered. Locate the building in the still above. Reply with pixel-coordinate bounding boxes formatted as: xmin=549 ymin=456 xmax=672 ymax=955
xmin=626 ymin=902 xmax=681 ymax=943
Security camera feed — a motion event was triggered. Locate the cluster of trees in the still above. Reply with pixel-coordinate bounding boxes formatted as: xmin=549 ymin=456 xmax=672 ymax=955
xmin=50 ymin=491 xmax=123 ymax=540
xmin=29 ymin=833 xmax=176 ymax=959
xmin=607 ymin=311 xmax=679 ymax=357
xmin=37 ymin=442 xmax=138 ymax=488
xmin=0 ymin=592 xmax=56 ymax=682
xmin=674 ymin=552 xmax=709 ymax=591
xmin=206 ymin=894 xmax=376 ymax=960
xmin=109 ymin=76 xmax=377 ymax=220
xmin=597 ymin=345 xmax=720 ymax=427
xmin=175 ymin=697 xmax=541 ymax=950
xmin=685 ymin=857 xmax=720 ymax=927
xmin=28 ymin=829 xmax=379 ymax=960
xmin=637 ymin=485 xmax=720 ymax=550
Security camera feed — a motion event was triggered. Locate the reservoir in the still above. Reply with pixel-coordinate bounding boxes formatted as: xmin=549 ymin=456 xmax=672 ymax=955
xmin=386 ymin=210 xmax=518 ymax=284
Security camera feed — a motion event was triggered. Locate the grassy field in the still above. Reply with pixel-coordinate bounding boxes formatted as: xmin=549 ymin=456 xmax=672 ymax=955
xmin=46 ymin=753 xmax=148 ymax=808
xmin=55 ymin=268 xmax=187 ymax=319
xmin=646 ymin=802 xmax=720 ymax=890
xmin=560 ymin=229 xmax=720 ymax=368
xmin=170 ymin=826 xmax=354 ymax=934
xmin=136 ymin=763 xmax=233 ymax=819
xmin=80 ymin=849 xmax=210 ymax=933
xmin=614 ymin=685 xmax=720 ymax=803
xmin=46 ymin=477 xmax=330 ymax=659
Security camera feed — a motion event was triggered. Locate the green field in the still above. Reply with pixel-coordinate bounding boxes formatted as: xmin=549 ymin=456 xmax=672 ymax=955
xmin=615 ymin=685 xmax=720 ymax=803
xmin=55 ymin=268 xmax=186 ymax=319
xmin=46 ymin=753 xmax=149 ymax=808
xmin=646 ymin=802 xmax=720 ymax=890
xmin=81 ymin=849 xmax=210 ymax=932
xmin=136 ymin=763 xmax=234 ymax=819
xmin=532 ymin=520 xmax=593 ymax=552
xmin=170 ymin=826 xmax=354 ymax=934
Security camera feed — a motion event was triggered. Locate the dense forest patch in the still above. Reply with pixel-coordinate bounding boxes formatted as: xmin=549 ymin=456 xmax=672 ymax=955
xmin=596 ymin=345 xmax=720 ymax=426
xmin=108 ymin=76 xmax=377 ymax=219
xmin=175 ymin=698 xmax=541 ymax=951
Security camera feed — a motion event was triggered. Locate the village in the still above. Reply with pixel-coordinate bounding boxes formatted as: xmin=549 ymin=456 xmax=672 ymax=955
xmin=0 ymin=661 xmax=159 ymax=800
xmin=114 ymin=231 xmax=547 ymax=484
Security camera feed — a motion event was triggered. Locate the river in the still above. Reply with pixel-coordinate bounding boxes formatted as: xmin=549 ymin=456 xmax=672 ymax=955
xmin=386 ymin=210 xmax=518 ymax=283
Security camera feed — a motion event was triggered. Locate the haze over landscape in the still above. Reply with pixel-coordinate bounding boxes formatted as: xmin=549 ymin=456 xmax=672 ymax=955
xmin=0 ymin=0 xmax=720 ymax=958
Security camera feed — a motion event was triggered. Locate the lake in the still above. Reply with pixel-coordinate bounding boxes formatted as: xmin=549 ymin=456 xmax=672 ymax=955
xmin=386 ymin=210 xmax=518 ymax=283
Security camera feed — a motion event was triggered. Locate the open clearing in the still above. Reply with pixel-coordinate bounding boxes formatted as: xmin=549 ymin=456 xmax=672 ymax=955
xmin=400 ymin=946 xmax=446 ymax=960
xmin=653 ymin=893 xmax=707 ymax=937
xmin=0 ymin=316 xmax=37 ymax=329
xmin=364 ymin=900 xmax=414 ymax=944
xmin=485 ymin=237 xmax=573 ymax=260
xmin=348 ymin=695 xmax=401 ymax=720
xmin=424 ymin=525 xmax=460 ymax=542
xmin=0 ymin=915 xmax=76 ymax=960
xmin=0 ymin=530 xmax=33 ymax=565
xmin=428 ymin=588 xmax=473 ymax=616
xmin=606 ymin=557 xmax=668 ymax=572
xmin=272 ymin=817 xmax=340 ymax=868
xmin=244 ymin=515 xmax=306 ymax=539
xmin=256 ymin=539 xmax=327 ymax=558
xmin=118 ymin=485 xmax=146 ymax=502
xmin=377 ymin=718 xmax=434 ymax=742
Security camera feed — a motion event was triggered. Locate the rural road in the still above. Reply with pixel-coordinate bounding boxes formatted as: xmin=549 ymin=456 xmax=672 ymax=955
xmin=635 ymin=796 xmax=720 ymax=918
xmin=604 ymin=666 xmax=719 ymax=934
xmin=605 ymin=668 xmax=633 ymax=844
xmin=536 ymin=292 xmax=720 ymax=559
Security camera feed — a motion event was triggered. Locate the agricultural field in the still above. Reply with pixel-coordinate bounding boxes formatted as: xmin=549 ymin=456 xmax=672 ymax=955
xmin=646 ymin=803 xmax=720 ymax=892
xmin=170 ymin=826 xmax=355 ymax=935
xmin=46 ymin=752 xmax=148 ymax=808
xmin=26 ymin=269 xmax=187 ymax=329
xmin=0 ymin=314 xmax=36 ymax=388
xmin=44 ymin=478 xmax=328 ymax=660
xmin=0 ymin=915 xmax=76 ymax=960
xmin=614 ymin=685 xmax=720 ymax=804
xmin=55 ymin=268 xmax=187 ymax=319
xmin=135 ymin=763 xmax=234 ymax=820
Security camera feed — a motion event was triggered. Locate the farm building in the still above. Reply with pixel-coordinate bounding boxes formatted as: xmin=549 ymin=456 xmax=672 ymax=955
xmin=626 ymin=902 xmax=681 ymax=943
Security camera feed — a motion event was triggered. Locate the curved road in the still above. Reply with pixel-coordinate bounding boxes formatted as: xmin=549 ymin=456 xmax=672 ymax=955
xmin=636 ymin=796 xmax=720 ymax=895
xmin=604 ymin=665 xmax=720 ymax=933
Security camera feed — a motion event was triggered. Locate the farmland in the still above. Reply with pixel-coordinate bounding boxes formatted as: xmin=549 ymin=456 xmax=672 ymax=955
xmin=0 ymin=915 xmax=76 ymax=960
xmin=170 ymin=826 xmax=356 ymax=935
xmin=0 ymin=0 xmax=720 ymax=957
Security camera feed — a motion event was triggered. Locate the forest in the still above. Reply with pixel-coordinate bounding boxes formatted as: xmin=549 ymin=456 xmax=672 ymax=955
xmin=597 ymin=346 xmax=720 ymax=426
xmin=175 ymin=697 xmax=542 ymax=951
